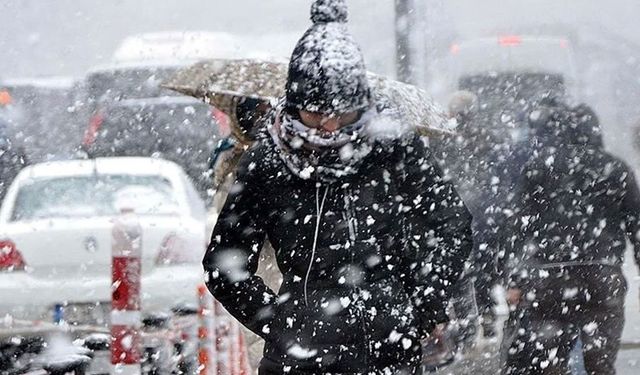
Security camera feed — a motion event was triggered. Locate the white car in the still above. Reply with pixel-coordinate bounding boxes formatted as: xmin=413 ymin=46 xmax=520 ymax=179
xmin=0 ymin=157 xmax=207 ymax=323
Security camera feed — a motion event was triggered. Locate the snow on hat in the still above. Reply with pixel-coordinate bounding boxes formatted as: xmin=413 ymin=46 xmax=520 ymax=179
xmin=285 ymin=0 xmax=371 ymax=115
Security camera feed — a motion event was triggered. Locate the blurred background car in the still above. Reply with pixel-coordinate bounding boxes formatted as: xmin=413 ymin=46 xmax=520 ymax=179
xmin=79 ymin=62 xmax=221 ymax=202
xmin=0 ymin=89 xmax=29 ymax=204
xmin=0 ymin=157 xmax=206 ymax=323
xmin=0 ymin=76 xmax=84 ymax=162
xmin=428 ymin=35 xmax=577 ymax=146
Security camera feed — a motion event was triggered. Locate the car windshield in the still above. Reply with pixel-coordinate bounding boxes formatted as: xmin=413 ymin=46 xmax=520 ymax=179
xmin=11 ymin=174 xmax=179 ymax=221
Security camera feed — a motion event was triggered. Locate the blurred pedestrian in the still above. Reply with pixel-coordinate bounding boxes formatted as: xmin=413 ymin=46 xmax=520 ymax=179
xmin=501 ymin=100 xmax=640 ymax=375
xmin=202 ymin=0 xmax=473 ymax=373
xmin=431 ymin=90 xmax=504 ymax=340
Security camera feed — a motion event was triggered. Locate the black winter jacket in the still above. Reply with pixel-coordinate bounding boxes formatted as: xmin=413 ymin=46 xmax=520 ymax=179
xmin=506 ymin=138 xmax=640 ymax=285
xmin=203 ymin=134 xmax=473 ymax=373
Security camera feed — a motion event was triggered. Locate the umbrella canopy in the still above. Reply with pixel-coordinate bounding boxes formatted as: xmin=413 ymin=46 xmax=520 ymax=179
xmin=163 ymin=59 xmax=286 ymax=117
xmin=162 ymin=58 xmax=453 ymax=137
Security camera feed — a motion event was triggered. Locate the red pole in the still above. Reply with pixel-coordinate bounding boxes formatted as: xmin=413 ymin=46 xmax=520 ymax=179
xmin=231 ymin=322 xmax=244 ymax=375
xmin=237 ymin=329 xmax=250 ymax=375
xmin=111 ymin=208 xmax=142 ymax=374
xmin=215 ymin=300 xmax=230 ymax=375
xmin=198 ymin=284 xmax=217 ymax=375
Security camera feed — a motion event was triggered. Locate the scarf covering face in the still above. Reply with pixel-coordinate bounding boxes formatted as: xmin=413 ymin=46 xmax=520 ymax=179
xmin=268 ymin=103 xmax=375 ymax=181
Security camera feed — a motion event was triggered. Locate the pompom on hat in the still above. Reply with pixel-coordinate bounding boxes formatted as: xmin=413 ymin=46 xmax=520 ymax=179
xmin=310 ymin=0 xmax=349 ymax=23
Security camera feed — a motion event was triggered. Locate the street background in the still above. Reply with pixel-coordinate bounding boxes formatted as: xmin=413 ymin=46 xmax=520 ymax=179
xmin=1 ymin=1 xmax=640 ymax=373
xmin=2 ymin=0 xmax=640 ymax=168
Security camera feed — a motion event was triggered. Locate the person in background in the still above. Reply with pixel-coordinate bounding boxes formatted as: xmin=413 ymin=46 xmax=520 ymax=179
xmin=431 ymin=90 xmax=503 ymax=340
xmin=202 ymin=0 xmax=473 ymax=373
xmin=501 ymin=99 xmax=640 ymax=375
xmin=210 ymin=96 xmax=272 ymax=211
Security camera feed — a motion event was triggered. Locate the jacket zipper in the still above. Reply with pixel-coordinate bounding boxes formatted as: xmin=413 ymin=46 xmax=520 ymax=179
xmin=304 ymin=184 xmax=329 ymax=306
xmin=344 ymin=191 xmax=358 ymax=243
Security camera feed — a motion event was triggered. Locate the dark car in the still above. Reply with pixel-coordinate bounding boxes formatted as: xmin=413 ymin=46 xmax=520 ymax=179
xmin=429 ymin=35 xmax=577 ymax=144
xmin=80 ymin=63 xmax=220 ymax=201
xmin=459 ymin=72 xmax=566 ymax=144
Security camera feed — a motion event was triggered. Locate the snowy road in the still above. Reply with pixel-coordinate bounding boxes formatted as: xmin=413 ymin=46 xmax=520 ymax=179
xmin=432 ymin=340 xmax=640 ymax=374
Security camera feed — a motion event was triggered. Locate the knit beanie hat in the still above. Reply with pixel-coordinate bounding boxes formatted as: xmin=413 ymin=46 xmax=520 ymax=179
xmin=285 ymin=0 xmax=371 ymax=115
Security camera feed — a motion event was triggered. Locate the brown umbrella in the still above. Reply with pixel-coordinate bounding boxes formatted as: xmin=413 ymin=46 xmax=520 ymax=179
xmin=162 ymin=58 xmax=453 ymax=137
xmin=366 ymin=74 xmax=453 ymax=137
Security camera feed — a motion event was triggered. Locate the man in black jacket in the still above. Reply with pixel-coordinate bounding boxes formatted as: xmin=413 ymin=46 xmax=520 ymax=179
xmin=202 ymin=0 xmax=473 ymax=373
xmin=501 ymin=100 xmax=640 ymax=375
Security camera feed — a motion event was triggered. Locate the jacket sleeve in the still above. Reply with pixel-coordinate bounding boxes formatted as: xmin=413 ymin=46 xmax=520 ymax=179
xmin=399 ymin=136 xmax=473 ymax=333
xmin=621 ymin=168 xmax=640 ymax=270
xmin=202 ymin=150 xmax=278 ymax=339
